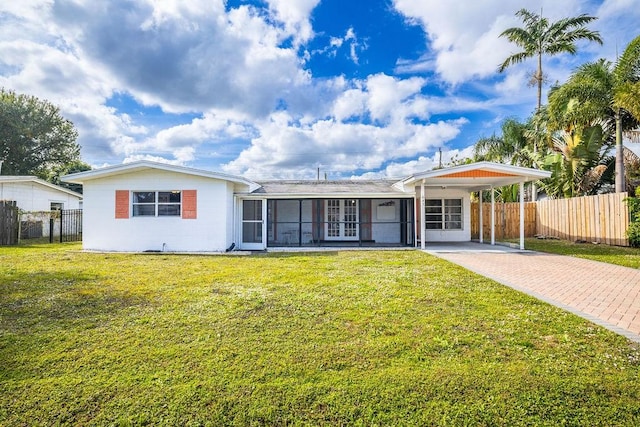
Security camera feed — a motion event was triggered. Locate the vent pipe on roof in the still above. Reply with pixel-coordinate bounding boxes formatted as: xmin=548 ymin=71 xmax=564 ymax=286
xmin=317 ymin=167 xmax=320 ymax=181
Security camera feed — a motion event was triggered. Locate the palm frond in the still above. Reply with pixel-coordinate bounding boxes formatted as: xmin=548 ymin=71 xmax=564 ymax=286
xmin=613 ymin=35 xmax=640 ymax=83
xmin=625 ymin=129 xmax=640 ymax=144
xmin=615 ymin=81 xmax=640 ymax=121
xmin=498 ymin=51 xmax=533 ymax=72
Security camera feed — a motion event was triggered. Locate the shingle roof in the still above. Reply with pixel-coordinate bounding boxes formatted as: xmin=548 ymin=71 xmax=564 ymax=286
xmin=252 ymin=179 xmax=408 ymax=196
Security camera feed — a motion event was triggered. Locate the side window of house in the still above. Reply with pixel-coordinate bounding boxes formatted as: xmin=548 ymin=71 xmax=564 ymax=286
xmin=444 ymin=199 xmax=462 ymax=229
xmin=424 ymin=199 xmax=443 ymax=229
xmin=425 ymin=199 xmax=462 ymax=230
xmin=132 ymin=191 xmax=181 ymax=217
xmin=50 ymin=202 xmax=64 ymax=211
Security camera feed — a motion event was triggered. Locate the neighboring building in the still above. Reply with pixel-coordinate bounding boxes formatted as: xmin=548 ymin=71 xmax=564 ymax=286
xmin=0 ymin=176 xmax=82 ymax=211
xmin=62 ymin=160 xmax=550 ymax=252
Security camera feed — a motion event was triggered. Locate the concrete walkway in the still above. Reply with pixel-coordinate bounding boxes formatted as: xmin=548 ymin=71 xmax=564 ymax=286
xmin=425 ymin=243 xmax=640 ymax=343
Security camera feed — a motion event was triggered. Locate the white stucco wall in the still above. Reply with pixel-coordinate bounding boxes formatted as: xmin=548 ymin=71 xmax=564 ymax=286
xmin=81 ymin=169 xmax=234 ymax=252
xmin=420 ymin=188 xmax=471 ymax=242
xmin=0 ymin=181 xmax=81 ymax=211
xmin=371 ymin=198 xmax=401 ymax=243
xmin=225 ymin=182 xmax=237 ymax=247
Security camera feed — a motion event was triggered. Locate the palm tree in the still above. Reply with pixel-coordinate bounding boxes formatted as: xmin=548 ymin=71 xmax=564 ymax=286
xmin=473 ymin=118 xmax=533 ymax=166
xmin=473 ymin=117 xmax=542 ymax=201
xmin=613 ymin=36 xmax=640 ymax=192
xmin=541 ymin=123 xmax=612 ymax=198
xmin=498 ymin=9 xmax=603 ymax=113
xmin=547 ymin=35 xmax=640 ymax=193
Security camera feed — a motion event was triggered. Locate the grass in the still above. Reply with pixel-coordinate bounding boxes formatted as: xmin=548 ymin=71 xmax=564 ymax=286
xmin=2 ymin=243 xmax=640 ymax=426
xmin=519 ymin=238 xmax=640 ymax=269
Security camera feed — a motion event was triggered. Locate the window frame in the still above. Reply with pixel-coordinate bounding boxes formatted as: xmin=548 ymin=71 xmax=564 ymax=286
xmin=424 ymin=198 xmax=463 ymax=230
xmin=50 ymin=202 xmax=64 ymax=211
xmin=132 ymin=191 xmax=182 ymax=217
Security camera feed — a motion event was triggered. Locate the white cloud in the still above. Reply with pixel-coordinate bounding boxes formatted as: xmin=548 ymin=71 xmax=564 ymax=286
xmin=366 ymin=74 xmax=426 ymax=122
xmin=392 ymin=0 xmax=591 ymax=84
xmin=597 ymin=0 xmax=640 ymax=19
xmin=265 ymin=0 xmax=320 ymax=44
xmin=315 ymin=27 xmax=364 ymax=65
xmin=223 ymin=112 xmax=467 ymax=179
xmin=0 ymin=0 xmax=319 ymax=165
xmin=361 ymin=145 xmax=476 ymax=179
xmin=332 ymin=86 xmax=367 ymax=121
xmin=122 ymin=154 xmax=185 ymax=165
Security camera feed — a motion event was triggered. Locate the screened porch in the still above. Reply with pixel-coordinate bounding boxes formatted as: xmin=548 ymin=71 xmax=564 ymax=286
xmin=266 ymin=198 xmax=415 ymax=247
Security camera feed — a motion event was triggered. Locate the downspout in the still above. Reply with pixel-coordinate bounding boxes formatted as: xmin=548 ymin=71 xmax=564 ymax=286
xmin=479 ymin=190 xmax=483 ymax=244
xmin=490 ymin=187 xmax=495 ymax=245
xmin=232 ymin=195 xmax=238 ymax=250
xmin=420 ymin=180 xmax=426 ymax=250
xmin=520 ymin=181 xmax=525 ymax=250
xmin=413 ymin=193 xmax=418 ymax=248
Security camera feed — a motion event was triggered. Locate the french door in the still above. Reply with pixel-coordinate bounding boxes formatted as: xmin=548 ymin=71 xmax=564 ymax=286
xmin=325 ymin=199 xmax=359 ymax=241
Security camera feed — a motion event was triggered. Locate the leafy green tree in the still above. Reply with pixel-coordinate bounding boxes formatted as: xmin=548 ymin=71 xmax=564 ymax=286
xmin=46 ymin=160 xmax=92 ymax=194
xmin=0 ymin=89 xmax=80 ymax=179
xmin=547 ymin=35 xmax=640 ymax=193
xmin=498 ymin=9 xmax=603 ymax=112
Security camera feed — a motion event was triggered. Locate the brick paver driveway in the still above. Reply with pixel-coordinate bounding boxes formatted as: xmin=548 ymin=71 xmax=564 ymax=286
xmin=426 ymin=243 xmax=640 ymax=343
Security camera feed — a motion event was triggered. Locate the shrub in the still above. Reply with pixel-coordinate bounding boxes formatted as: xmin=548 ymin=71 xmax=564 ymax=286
xmin=628 ymin=197 xmax=640 ymax=220
xmin=628 ymin=222 xmax=640 ymax=247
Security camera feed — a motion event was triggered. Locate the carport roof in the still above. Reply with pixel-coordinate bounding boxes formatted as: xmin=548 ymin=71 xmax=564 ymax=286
xmin=395 ymin=161 xmax=551 ymax=192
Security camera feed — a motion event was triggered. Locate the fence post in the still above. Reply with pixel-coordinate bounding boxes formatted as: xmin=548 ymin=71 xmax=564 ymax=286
xmin=50 ymin=216 xmax=54 ymax=243
xmin=0 ymin=201 xmax=19 ymax=245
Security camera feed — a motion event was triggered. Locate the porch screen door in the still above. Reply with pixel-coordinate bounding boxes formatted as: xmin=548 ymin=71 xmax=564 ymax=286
xmin=325 ymin=199 xmax=359 ymax=241
xmin=241 ymin=200 xmax=265 ymax=249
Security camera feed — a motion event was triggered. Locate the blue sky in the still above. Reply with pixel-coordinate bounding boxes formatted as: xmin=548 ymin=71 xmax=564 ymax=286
xmin=1 ymin=0 xmax=638 ymax=179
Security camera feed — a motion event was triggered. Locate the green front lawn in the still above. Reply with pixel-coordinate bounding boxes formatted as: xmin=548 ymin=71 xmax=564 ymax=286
xmin=521 ymin=238 xmax=640 ymax=269
xmin=2 ymin=244 xmax=640 ymax=426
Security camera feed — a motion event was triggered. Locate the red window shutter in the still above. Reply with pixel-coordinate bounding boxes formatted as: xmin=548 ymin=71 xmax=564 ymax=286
xmin=182 ymin=190 xmax=197 ymax=219
xmin=115 ymin=190 xmax=129 ymax=219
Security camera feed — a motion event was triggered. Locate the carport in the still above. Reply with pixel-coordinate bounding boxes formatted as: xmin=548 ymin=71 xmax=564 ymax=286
xmin=395 ymin=162 xmax=551 ymax=250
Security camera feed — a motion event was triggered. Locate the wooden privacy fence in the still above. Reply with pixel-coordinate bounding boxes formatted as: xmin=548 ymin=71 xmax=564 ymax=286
xmin=471 ymin=201 xmax=537 ymax=241
xmin=537 ymin=193 xmax=629 ymax=246
xmin=471 ymin=193 xmax=630 ymax=246
xmin=0 ymin=200 xmax=19 ymax=245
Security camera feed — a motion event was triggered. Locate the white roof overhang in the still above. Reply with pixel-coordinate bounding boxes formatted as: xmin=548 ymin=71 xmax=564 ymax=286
xmin=395 ymin=161 xmax=551 ymax=193
xmin=0 ymin=176 xmax=83 ymax=198
xmin=62 ymin=160 xmax=261 ymax=192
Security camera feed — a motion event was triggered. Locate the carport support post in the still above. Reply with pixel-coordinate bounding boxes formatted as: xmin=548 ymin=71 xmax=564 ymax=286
xmin=478 ymin=190 xmax=483 ymax=244
xmin=519 ymin=181 xmax=525 ymax=250
xmin=490 ymin=187 xmax=495 ymax=245
xmin=420 ymin=179 xmax=426 ymax=250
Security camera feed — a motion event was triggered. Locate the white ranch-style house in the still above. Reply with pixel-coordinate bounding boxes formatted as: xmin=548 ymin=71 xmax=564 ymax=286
xmin=0 ymin=176 xmax=82 ymax=211
xmin=62 ymin=161 xmax=550 ymax=252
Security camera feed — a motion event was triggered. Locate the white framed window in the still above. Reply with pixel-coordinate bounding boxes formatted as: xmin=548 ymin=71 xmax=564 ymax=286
xmin=425 ymin=198 xmax=462 ymax=230
xmin=50 ymin=202 xmax=64 ymax=211
xmin=132 ymin=191 xmax=181 ymax=217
